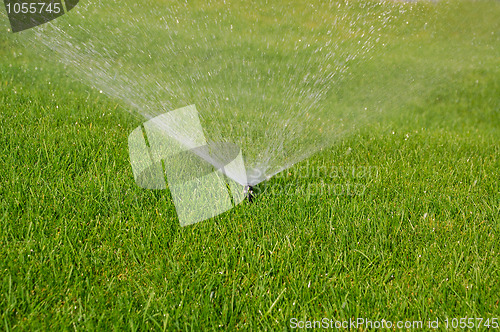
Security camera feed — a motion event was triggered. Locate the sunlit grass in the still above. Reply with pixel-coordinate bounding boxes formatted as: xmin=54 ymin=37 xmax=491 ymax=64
xmin=0 ymin=0 xmax=499 ymax=330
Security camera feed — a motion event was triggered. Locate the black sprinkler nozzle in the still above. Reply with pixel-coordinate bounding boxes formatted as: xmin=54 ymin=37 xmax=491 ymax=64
xmin=245 ymin=185 xmax=255 ymax=203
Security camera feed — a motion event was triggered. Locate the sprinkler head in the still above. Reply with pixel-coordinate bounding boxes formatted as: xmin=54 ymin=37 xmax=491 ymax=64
xmin=244 ymin=185 xmax=255 ymax=203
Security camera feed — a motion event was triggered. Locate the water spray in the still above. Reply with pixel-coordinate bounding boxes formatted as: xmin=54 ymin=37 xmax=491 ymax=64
xmin=15 ymin=0 xmax=437 ymax=226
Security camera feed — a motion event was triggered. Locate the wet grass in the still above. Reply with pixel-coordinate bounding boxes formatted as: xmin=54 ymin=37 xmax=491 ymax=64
xmin=1 ymin=0 xmax=499 ymax=330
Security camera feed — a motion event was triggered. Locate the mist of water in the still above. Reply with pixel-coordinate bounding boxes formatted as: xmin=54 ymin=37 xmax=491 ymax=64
xmin=8 ymin=0 xmax=441 ymax=185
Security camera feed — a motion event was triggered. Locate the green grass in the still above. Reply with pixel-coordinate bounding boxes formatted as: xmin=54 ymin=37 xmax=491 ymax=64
xmin=1 ymin=0 xmax=499 ymax=330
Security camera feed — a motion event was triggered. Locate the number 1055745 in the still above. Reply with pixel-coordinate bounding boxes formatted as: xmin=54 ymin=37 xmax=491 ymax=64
xmin=5 ymin=2 xmax=62 ymax=15
xmin=444 ymin=317 xmax=498 ymax=329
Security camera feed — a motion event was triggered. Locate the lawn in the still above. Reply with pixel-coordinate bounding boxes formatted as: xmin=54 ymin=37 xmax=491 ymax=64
xmin=0 ymin=0 xmax=499 ymax=330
